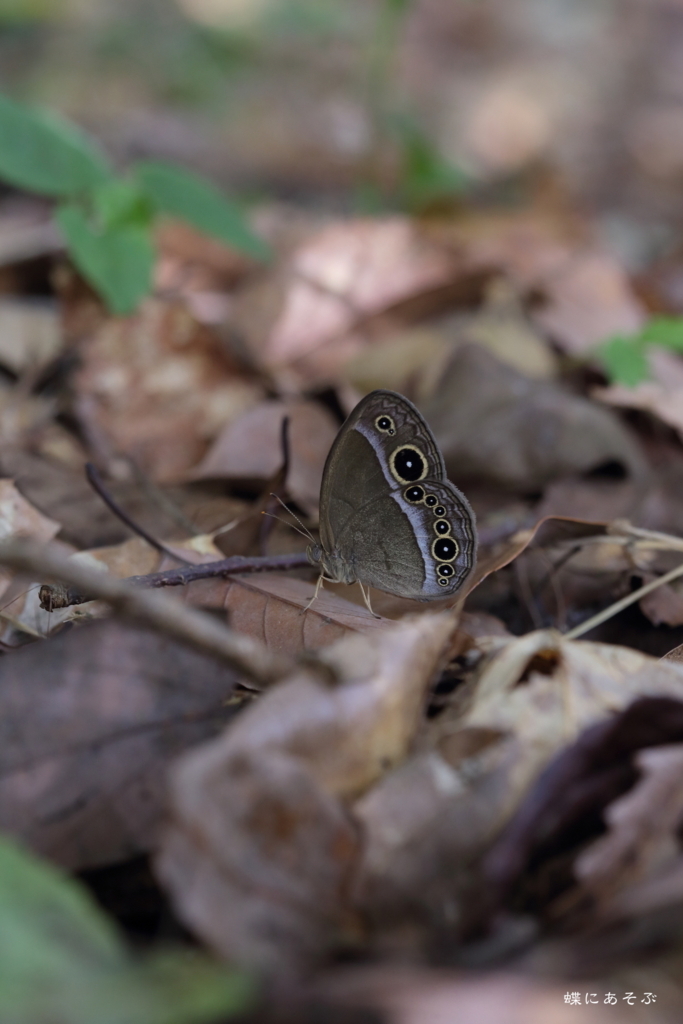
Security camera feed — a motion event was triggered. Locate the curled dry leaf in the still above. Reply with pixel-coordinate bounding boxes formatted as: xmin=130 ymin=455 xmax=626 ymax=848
xmin=351 ymin=633 xmax=683 ymax=940
xmin=574 ymin=742 xmax=683 ymax=921
xmin=189 ymin=398 xmax=340 ymax=516
xmin=73 ymin=297 xmax=264 ymax=482
xmin=483 ymin=696 xmax=683 ymax=929
xmin=420 ymin=345 xmax=646 ymax=490
xmin=0 ymin=478 xmax=62 ymax=619
xmin=157 ymin=612 xmax=456 ymax=971
xmin=0 ymin=619 xmax=240 ymax=870
xmin=0 ymin=533 xmax=224 ymax=643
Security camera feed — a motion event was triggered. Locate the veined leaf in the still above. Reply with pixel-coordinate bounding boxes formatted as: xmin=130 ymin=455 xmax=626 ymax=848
xmin=135 ymin=160 xmax=270 ymax=260
xmin=0 ymin=94 xmax=110 ymax=197
xmin=57 ymin=204 xmax=155 ymax=315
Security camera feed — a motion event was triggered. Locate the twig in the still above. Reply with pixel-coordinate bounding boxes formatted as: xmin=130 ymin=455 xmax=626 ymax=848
xmin=127 ymin=458 xmax=201 ymax=537
xmin=0 ymin=539 xmax=295 ymax=687
xmin=564 ymin=560 xmax=683 ymax=640
xmin=40 ymin=550 xmax=312 ymax=609
xmin=259 ymin=415 xmax=291 ymax=553
xmin=85 ymin=462 xmax=192 ymax=565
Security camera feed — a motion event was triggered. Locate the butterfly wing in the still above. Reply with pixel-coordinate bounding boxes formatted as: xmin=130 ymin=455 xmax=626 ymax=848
xmin=318 ymin=390 xmax=477 ymax=600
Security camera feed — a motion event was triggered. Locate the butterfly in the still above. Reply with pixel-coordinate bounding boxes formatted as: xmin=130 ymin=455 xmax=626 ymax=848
xmin=307 ymin=389 xmax=477 ymax=603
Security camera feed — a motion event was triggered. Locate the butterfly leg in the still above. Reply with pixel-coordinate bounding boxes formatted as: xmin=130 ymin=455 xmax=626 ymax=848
xmin=303 ymin=572 xmax=326 ymax=612
xmin=359 ymin=581 xmax=381 ymax=619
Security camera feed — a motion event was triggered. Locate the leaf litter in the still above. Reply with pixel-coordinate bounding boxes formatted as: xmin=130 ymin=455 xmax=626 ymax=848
xmin=5 ymin=88 xmax=683 ymax=1024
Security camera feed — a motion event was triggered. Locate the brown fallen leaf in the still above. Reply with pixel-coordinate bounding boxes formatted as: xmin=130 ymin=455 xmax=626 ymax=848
xmin=157 ymin=612 xmax=456 ymax=971
xmin=189 ymin=398 xmax=340 ymax=516
xmin=575 ymin=742 xmax=683 ymax=916
xmin=0 ymin=618 xmax=241 ymax=870
xmin=428 ymin=211 xmax=645 ymax=355
xmin=351 ymin=634 xmax=683 ymax=942
xmin=639 ymin=576 xmax=683 ymax=627
xmin=419 ymin=344 xmax=646 ymax=491
xmin=483 ymin=696 xmax=683 ymax=909
xmin=595 ymin=348 xmax=683 ymax=444
xmin=0 ymin=479 xmax=62 ymax=614
xmin=185 ymin=572 xmax=389 ymax=652
xmin=0 ymin=533 xmax=225 ymax=643
xmin=0 ymin=298 xmax=61 ymax=375
xmin=73 ymin=297 xmax=264 ymax=481
xmin=231 ymin=216 xmax=459 ymax=390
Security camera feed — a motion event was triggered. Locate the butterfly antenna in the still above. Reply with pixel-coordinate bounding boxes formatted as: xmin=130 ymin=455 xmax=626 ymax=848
xmin=269 ymin=493 xmax=316 ymax=543
xmin=261 ymin=510 xmax=312 ymax=542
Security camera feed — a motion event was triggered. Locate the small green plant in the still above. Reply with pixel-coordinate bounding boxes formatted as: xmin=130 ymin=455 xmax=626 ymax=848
xmin=0 ymin=835 xmax=253 ymax=1024
xmin=597 ymin=316 xmax=683 ymax=387
xmin=0 ymin=92 xmax=270 ymax=315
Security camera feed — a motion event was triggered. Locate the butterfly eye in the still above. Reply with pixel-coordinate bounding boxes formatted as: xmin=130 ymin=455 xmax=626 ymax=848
xmin=375 ymin=415 xmax=396 ymax=435
xmin=434 ymin=519 xmax=451 ymax=536
xmin=438 ymin=578 xmax=449 ymax=586
xmin=424 ymin=494 xmax=438 ymax=507
xmin=433 ymin=505 xmax=446 ymax=517
xmin=404 ymin=485 xmax=425 ymax=503
xmin=437 ymin=563 xmax=455 ymax=578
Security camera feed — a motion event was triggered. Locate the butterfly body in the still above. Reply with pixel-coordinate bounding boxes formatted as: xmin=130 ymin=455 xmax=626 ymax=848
xmin=307 ymin=390 xmax=477 ymax=600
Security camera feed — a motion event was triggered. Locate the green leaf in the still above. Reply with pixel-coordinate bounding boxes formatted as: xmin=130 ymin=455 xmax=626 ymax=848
xmin=640 ymin=315 xmax=683 ymax=351
xmin=0 ymin=836 xmax=253 ymax=1024
xmin=91 ymin=179 xmax=156 ymax=232
xmin=57 ymin=204 xmax=155 ymax=315
xmin=598 ymin=335 xmax=649 ymax=387
xmin=0 ymin=93 xmax=110 ymax=197
xmin=135 ymin=160 xmax=270 ymax=260
xmin=393 ymin=117 xmax=469 ymax=212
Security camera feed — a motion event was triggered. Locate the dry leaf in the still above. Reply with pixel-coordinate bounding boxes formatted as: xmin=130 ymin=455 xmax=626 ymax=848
xmin=157 ymin=612 xmax=456 ymax=970
xmin=0 ymin=479 xmax=61 ymax=608
xmin=73 ymin=297 xmax=264 ymax=481
xmin=0 ymin=619 xmax=240 ymax=870
xmin=575 ymin=742 xmax=683 ymax=917
xmin=420 ymin=345 xmax=646 ymax=491
xmin=596 ymin=348 xmax=683 ymax=443
xmin=449 ymin=277 xmax=559 ymax=380
xmin=483 ymin=696 xmax=683 ymax=916
xmin=429 ymin=211 xmax=644 ymax=355
xmin=0 ymin=299 xmax=61 ymax=375
xmin=231 ymin=217 xmax=458 ymax=390
xmin=186 ymin=572 xmax=389 ymax=652
xmin=352 ymin=634 xmax=683 ymax=939
xmin=189 ymin=398 xmax=339 ymax=516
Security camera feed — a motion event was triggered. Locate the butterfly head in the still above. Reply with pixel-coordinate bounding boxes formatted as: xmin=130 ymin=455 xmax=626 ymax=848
xmin=306 ymin=542 xmax=357 ymax=585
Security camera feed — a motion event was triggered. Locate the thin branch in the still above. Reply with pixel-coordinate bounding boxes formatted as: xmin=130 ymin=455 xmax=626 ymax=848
xmin=85 ymin=462 xmax=192 ymax=564
xmin=40 ymin=550 xmax=312 ymax=609
xmin=259 ymin=415 xmax=291 ymax=553
xmin=565 ymin=560 xmax=683 ymax=640
xmin=0 ymin=539 xmax=296 ymax=687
